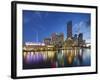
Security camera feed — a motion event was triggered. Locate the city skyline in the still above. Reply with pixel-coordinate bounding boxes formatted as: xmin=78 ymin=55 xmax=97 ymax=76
xmin=23 ymin=10 xmax=91 ymax=43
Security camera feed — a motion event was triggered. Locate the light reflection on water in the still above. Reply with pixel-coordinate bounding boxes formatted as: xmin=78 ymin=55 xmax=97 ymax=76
xmin=23 ymin=48 xmax=91 ymax=69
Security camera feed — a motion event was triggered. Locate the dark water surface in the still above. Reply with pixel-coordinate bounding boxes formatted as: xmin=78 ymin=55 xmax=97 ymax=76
xmin=23 ymin=48 xmax=91 ymax=69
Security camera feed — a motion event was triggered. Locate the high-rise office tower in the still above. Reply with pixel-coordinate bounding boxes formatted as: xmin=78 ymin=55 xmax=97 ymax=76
xmin=73 ymin=34 xmax=77 ymax=41
xmin=51 ymin=33 xmax=64 ymax=47
xmin=67 ymin=21 xmax=72 ymax=39
xmin=44 ymin=38 xmax=51 ymax=45
xmin=78 ymin=33 xmax=83 ymax=41
xmin=78 ymin=33 xmax=83 ymax=46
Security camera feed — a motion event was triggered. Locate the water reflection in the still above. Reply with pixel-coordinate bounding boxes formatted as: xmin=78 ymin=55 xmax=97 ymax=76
xmin=23 ymin=48 xmax=91 ymax=69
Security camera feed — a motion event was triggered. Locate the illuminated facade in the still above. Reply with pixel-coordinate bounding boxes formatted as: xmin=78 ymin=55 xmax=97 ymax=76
xmin=51 ymin=33 xmax=64 ymax=47
xmin=23 ymin=42 xmax=56 ymax=52
xmin=51 ymin=33 xmax=57 ymax=45
xmin=44 ymin=38 xmax=51 ymax=45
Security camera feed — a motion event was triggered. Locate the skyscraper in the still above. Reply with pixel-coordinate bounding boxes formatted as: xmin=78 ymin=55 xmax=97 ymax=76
xmin=78 ymin=33 xmax=83 ymax=42
xmin=67 ymin=21 xmax=72 ymax=39
xmin=44 ymin=38 xmax=51 ymax=45
xmin=57 ymin=33 xmax=64 ymax=47
xmin=73 ymin=34 xmax=77 ymax=41
xmin=78 ymin=33 xmax=83 ymax=46
xmin=51 ymin=33 xmax=57 ymax=45
xmin=51 ymin=33 xmax=64 ymax=47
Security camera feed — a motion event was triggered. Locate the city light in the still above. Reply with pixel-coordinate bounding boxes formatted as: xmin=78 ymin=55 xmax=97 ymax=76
xmin=23 ymin=11 xmax=91 ymax=69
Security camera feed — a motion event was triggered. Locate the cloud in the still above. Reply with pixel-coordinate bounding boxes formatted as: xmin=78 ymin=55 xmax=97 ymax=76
xmin=73 ymin=21 xmax=85 ymax=34
xmin=73 ymin=21 xmax=91 ymax=43
xmin=85 ymin=19 xmax=91 ymax=27
xmin=73 ymin=20 xmax=90 ymax=33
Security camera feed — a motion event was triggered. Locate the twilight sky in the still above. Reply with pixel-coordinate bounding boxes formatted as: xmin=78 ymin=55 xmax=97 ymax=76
xmin=23 ymin=10 xmax=91 ymax=43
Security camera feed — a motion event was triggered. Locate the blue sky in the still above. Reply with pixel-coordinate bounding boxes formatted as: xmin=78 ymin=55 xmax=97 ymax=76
xmin=23 ymin=10 xmax=91 ymax=43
